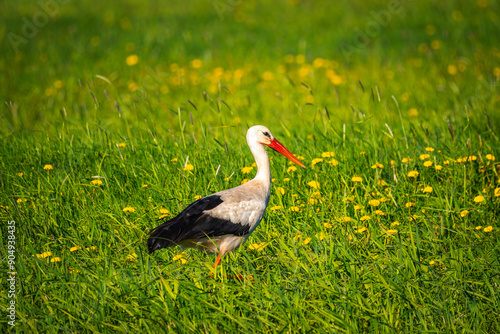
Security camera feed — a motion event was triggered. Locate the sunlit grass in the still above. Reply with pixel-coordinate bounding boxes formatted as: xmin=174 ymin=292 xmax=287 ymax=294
xmin=1 ymin=0 xmax=500 ymax=332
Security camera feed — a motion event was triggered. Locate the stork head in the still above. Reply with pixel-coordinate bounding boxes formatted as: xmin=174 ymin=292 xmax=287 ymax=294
xmin=247 ymin=125 xmax=305 ymax=168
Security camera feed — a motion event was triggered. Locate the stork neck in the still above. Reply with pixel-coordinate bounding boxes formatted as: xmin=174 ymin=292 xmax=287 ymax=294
xmin=249 ymin=142 xmax=272 ymax=184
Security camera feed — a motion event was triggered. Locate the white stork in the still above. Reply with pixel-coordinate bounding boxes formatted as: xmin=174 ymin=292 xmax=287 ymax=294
xmin=147 ymin=125 xmax=305 ymax=268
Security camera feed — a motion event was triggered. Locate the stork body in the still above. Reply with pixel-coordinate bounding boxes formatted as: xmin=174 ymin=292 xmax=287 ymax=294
xmin=147 ymin=125 xmax=304 ymax=266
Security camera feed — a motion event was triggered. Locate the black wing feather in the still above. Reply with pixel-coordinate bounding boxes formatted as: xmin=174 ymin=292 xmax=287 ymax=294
xmin=147 ymin=195 xmax=251 ymax=253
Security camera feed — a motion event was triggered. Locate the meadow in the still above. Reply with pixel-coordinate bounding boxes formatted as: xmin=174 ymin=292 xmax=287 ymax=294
xmin=1 ymin=0 xmax=499 ymax=332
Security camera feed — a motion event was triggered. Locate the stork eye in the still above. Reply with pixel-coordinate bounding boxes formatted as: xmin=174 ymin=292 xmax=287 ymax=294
xmin=263 ymin=131 xmax=271 ymax=138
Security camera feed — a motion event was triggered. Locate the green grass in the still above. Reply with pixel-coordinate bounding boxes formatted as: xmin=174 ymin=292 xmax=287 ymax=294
xmin=1 ymin=0 xmax=500 ymax=332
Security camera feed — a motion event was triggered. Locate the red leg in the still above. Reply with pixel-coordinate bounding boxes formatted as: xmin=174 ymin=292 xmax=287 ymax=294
xmin=213 ymin=253 xmax=221 ymax=268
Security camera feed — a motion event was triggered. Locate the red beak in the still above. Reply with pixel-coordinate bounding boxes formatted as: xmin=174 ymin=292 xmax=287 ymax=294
xmin=266 ymin=139 xmax=305 ymax=168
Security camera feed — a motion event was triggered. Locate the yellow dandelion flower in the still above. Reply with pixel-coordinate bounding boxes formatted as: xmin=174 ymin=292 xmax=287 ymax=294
xmin=352 ymin=176 xmax=363 ymax=183
xmin=425 ymin=147 xmax=435 ymax=152
xmin=70 ymin=246 xmax=80 ymax=252
xmin=183 ymin=163 xmax=194 ymax=171
xmin=123 ymin=206 xmax=136 ymax=213
xmin=287 ymin=166 xmax=297 ymax=172
xmin=321 ymin=152 xmax=335 ymax=158
xmin=307 ymin=181 xmax=320 ymax=189
xmin=311 ymin=158 xmax=323 ymax=167
xmin=486 ymin=154 xmax=495 ymax=161
xmin=126 ymin=54 xmax=139 ymax=66
xmin=448 ymin=64 xmax=457 ymax=75
xmin=142 ymin=184 xmax=148 ymax=188
xmin=460 ymin=210 xmax=469 ymax=217
xmin=494 ymin=188 xmax=500 ymax=197
xmin=401 ymin=158 xmax=410 ymax=163
xmin=159 ymin=208 xmax=169 ymax=214
xmin=408 ymin=108 xmax=419 ymax=116
xmin=371 ymin=163 xmax=384 ymax=169
xmin=354 ymin=205 xmax=362 ymax=210
xmin=420 ymin=154 xmax=430 ymax=160
xmin=315 ymin=232 xmax=326 ymax=240
xmin=423 ymin=186 xmax=433 ymax=193
xmin=374 ymin=210 xmax=385 ymax=216
xmin=423 ymin=161 xmax=433 ymax=167
xmin=17 ymin=173 xmax=23 ymax=177
xmin=50 ymin=257 xmax=62 ymax=263
xmin=323 ymin=223 xmax=332 ymax=229
xmin=369 ymin=199 xmax=380 ymax=206
xmin=69 ymin=267 xmax=81 ymax=274
xmin=341 ymin=217 xmax=351 ymax=223
xmin=173 ymin=255 xmax=188 ymax=265
xmin=191 ymin=59 xmax=202 ymax=68
xmin=37 ymin=251 xmax=52 ymax=259
xmin=443 ymin=160 xmax=450 ymax=165
xmin=91 ymin=179 xmax=103 ymax=186
xmin=484 ymin=226 xmax=493 ymax=232
xmin=405 ymin=202 xmax=415 ymax=208
xmin=276 ymin=187 xmax=285 ymax=195
xmin=473 ymin=195 xmax=485 ymax=203
xmin=429 ymin=260 xmax=435 ymax=265
xmin=128 ymin=81 xmax=138 ymax=91
xmin=355 ymin=227 xmax=367 ymax=234
xmin=117 ymin=142 xmax=126 ymax=147
xmin=360 ymin=215 xmax=371 ymax=221
xmin=126 ymin=253 xmax=138 ymax=261
xmin=378 ymin=180 xmax=387 ymax=187
xmin=391 ymin=221 xmax=400 ymax=226
xmin=17 ymin=198 xmax=23 ymax=204
xmin=158 ymin=214 xmax=169 ymax=220
xmin=435 ymin=165 xmax=443 ymax=171
xmin=289 ymin=206 xmax=301 ymax=212
xmin=194 ymin=195 xmax=202 ymax=200
xmin=302 ymin=237 xmax=312 ymax=245
xmin=43 ymin=164 xmax=53 ymax=170
xmin=241 ymin=179 xmax=249 ymax=185
xmin=248 ymin=242 xmax=268 ymax=251
xmin=270 ymin=205 xmax=282 ymax=211
xmin=408 ymin=171 xmax=419 ymax=178
xmin=475 ymin=226 xmax=483 ymax=230
xmin=171 ymin=158 xmax=178 ymax=162
xmin=262 ymin=71 xmax=274 ymax=81
xmin=308 ymin=198 xmax=318 ymax=205
xmin=328 ymin=159 xmax=339 ymax=166
xmin=283 ymin=178 xmax=290 ymax=182
xmin=86 ymin=246 xmax=97 ymax=251
xmin=385 ymin=229 xmax=398 ymax=235
xmin=241 ymin=166 xmax=253 ymax=174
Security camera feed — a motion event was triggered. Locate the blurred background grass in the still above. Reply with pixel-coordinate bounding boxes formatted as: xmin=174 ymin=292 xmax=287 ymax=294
xmin=1 ymin=0 xmax=499 ymax=136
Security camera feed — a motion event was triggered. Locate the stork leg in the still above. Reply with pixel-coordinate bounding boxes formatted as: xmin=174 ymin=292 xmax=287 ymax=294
xmin=213 ymin=253 xmax=222 ymax=269
xmin=210 ymin=253 xmax=253 ymax=281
